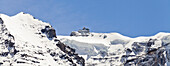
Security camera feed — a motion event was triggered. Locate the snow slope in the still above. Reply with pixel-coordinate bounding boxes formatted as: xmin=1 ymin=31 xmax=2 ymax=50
xmin=58 ymin=33 xmax=132 ymax=57
xmin=0 ymin=12 xmax=84 ymax=66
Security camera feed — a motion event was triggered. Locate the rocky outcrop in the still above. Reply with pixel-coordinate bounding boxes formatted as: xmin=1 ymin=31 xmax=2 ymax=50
xmin=121 ymin=39 xmax=170 ymax=66
xmin=56 ymin=41 xmax=85 ymax=66
xmin=70 ymin=27 xmax=90 ymax=36
xmin=41 ymin=25 xmax=85 ymax=65
xmin=41 ymin=26 xmax=56 ymax=38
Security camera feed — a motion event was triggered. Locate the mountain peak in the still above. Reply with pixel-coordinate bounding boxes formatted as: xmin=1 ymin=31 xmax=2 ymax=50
xmin=0 ymin=13 xmax=85 ymax=66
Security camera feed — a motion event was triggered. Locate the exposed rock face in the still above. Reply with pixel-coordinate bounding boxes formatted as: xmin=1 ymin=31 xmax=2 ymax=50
xmin=41 ymin=25 xmax=85 ymax=65
xmin=56 ymin=41 xmax=85 ymax=66
xmin=41 ymin=26 xmax=56 ymax=38
xmin=0 ymin=17 xmax=18 ymax=65
xmin=122 ymin=39 xmax=170 ymax=66
xmin=70 ymin=27 xmax=90 ymax=36
xmin=0 ymin=18 xmax=4 ymax=24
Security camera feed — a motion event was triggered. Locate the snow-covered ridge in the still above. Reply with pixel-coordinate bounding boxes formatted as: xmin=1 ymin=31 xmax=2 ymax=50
xmin=58 ymin=28 xmax=170 ymax=66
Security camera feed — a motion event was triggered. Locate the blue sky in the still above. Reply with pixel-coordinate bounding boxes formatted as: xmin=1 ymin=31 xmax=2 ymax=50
xmin=0 ymin=0 xmax=170 ymax=37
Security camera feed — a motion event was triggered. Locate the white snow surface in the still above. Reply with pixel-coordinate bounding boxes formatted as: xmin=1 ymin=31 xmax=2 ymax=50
xmin=0 ymin=12 xmax=77 ymax=66
xmin=0 ymin=12 xmax=170 ymax=66
xmin=58 ymin=32 xmax=170 ymax=65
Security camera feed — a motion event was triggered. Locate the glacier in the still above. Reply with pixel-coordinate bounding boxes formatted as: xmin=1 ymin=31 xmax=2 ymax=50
xmin=58 ymin=28 xmax=170 ymax=66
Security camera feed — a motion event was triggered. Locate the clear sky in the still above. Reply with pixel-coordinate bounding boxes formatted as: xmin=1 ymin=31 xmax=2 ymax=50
xmin=0 ymin=0 xmax=170 ymax=37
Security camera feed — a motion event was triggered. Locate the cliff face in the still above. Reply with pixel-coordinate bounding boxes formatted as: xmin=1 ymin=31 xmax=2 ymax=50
xmin=0 ymin=13 xmax=84 ymax=66
xmin=122 ymin=38 xmax=170 ymax=66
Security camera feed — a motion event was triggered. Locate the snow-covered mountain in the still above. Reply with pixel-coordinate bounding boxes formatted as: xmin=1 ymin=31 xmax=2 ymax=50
xmin=58 ymin=28 xmax=170 ymax=66
xmin=0 ymin=12 xmax=170 ymax=66
xmin=0 ymin=12 xmax=84 ymax=66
